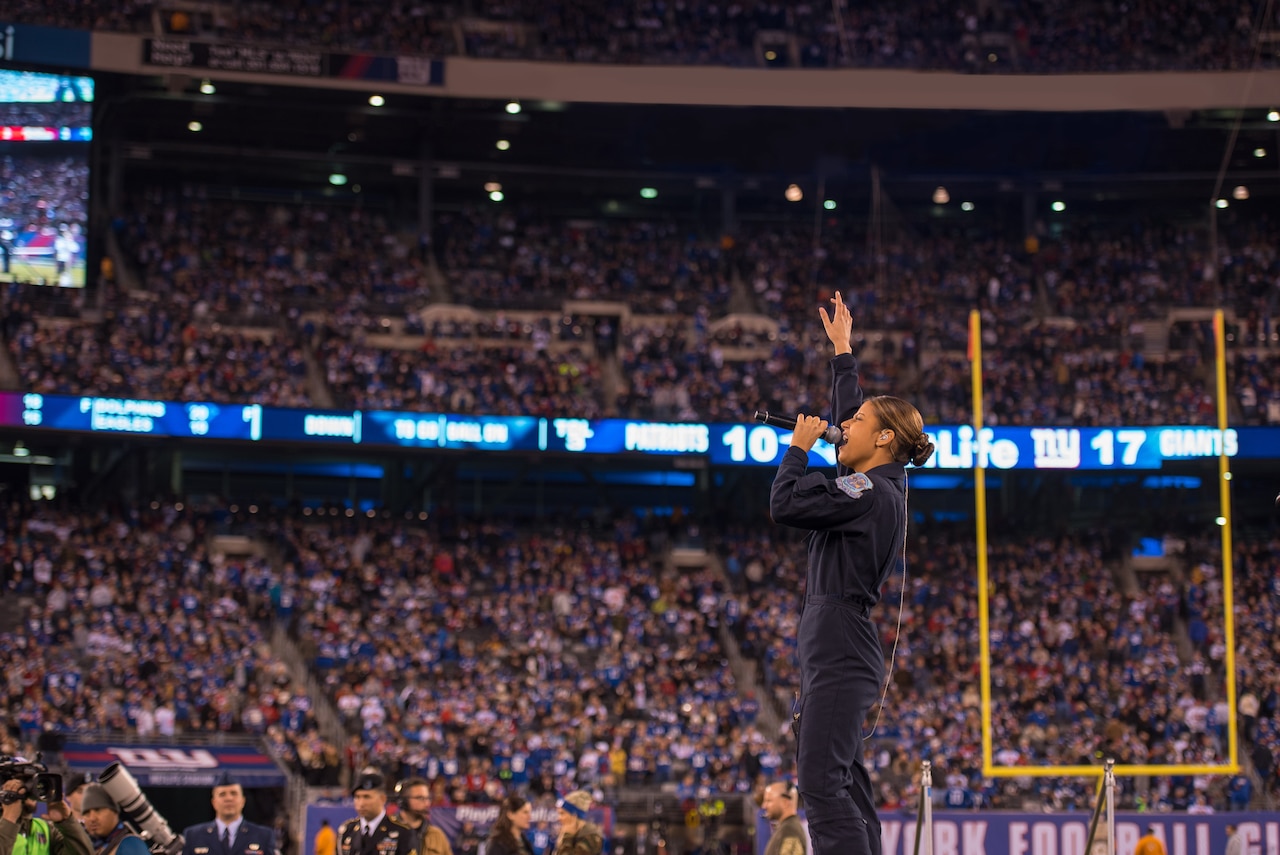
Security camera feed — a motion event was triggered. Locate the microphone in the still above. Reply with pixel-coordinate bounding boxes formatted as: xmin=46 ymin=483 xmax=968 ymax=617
xmin=754 ymin=411 xmax=843 ymax=445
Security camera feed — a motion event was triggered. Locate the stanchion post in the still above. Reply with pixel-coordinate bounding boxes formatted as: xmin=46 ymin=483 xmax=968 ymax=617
xmin=1104 ymin=759 xmax=1117 ymax=855
xmin=912 ymin=760 xmax=934 ymax=855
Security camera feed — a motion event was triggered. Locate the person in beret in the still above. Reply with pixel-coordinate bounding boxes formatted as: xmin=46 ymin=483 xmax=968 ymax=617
xmin=338 ymin=770 xmax=416 ymax=855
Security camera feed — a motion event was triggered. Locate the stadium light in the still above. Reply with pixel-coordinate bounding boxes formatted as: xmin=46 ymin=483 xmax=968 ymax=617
xmin=505 ymin=100 xmax=522 ymax=114
xmin=1232 ymin=185 xmax=1249 ymax=200
xmin=1254 ymin=148 xmax=1267 ymax=158
xmin=823 ymin=200 xmax=837 ymax=210
xmin=496 ymin=139 xmax=511 ymax=150
xmin=640 ymin=187 xmax=658 ymax=199
xmin=1051 ymin=200 xmax=1066 ymax=212
xmin=961 ymin=201 xmax=975 ymax=212
xmin=368 ymin=94 xmax=385 ymax=107
xmin=1215 ymin=198 xmax=1229 ymax=208
xmin=489 ymin=190 xmax=505 ymax=202
xmin=198 ymin=79 xmax=215 ymax=95
xmin=484 ymin=182 xmax=502 ymax=193
xmin=785 ymin=184 xmax=803 ymax=202
xmin=187 ymin=121 xmax=203 ymax=132
xmin=1268 ymin=110 xmax=1279 ymax=122
xmin=328 ymin=173 xmax=348 ymax=186
xmin=932 ymin=186 xmax=950 ymax=204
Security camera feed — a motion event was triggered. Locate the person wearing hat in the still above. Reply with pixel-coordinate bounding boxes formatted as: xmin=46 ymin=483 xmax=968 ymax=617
xmin=337 ymin=770 xmax=416 ymax=855
xmin=181 ymin=774 xmax=276 ymax=855
xmin=388 ymin=780 xmax=449 ymax=855
xmin=79 ymin=785 xmax=147 ymax=855
xmin=64 ymin=774 xmax=95 ymax=825
xmin=0 ymin=774 xmax=91 ymax=855
xmin=551 ymin=792 xmax=601 ymax=855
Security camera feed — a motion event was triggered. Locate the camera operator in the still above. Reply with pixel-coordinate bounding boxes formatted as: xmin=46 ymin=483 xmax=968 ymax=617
xmin=79 ymin=786 xmax=147 ymax=855
xmin=0 ymin=777 xmax=92 ymax=855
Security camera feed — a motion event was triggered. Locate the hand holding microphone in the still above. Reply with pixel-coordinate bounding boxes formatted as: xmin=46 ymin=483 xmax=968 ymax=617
xmin=755 ymin=411 xmax=843 ymax=447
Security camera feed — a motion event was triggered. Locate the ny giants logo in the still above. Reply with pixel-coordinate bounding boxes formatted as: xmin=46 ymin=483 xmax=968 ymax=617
xmin=107 ymin=748 xmax=220 ymax=769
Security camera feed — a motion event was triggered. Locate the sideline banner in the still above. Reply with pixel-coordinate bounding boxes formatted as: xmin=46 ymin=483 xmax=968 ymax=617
xmin=63 ymin=743 xmax=288 ymax=787
xmin=756 ymin=812 xmax=1280 ymax=855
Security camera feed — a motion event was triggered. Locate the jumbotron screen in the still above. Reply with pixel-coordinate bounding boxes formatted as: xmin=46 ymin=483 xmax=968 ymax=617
xmin=0 ymin=68 xmax=93 ymax=288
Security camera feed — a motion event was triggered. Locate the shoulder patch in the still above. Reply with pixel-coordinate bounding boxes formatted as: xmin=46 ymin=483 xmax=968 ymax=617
xmin=834 ymin=472 xmax=873 ymax=499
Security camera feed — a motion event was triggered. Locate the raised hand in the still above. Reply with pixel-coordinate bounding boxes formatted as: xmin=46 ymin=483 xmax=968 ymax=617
xmin=818 ymin=291 xmax=853 ymax=355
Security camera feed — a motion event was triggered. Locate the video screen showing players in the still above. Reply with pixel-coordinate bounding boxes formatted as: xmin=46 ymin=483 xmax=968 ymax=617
xmin=0 ymin=69 xmax=93 ymax=288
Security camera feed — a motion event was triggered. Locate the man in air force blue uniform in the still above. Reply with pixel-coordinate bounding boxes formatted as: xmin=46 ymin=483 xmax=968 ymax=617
xmin=181 ymin=774 xmax=276 ymax=855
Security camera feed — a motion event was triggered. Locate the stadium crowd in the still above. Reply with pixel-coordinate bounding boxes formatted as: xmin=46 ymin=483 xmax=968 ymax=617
xmin=0 ymin=502 xmax=337 ymax=782
xmin=7 ymin=192 xmax=1279 ymax=427
xmin=3 ymin=497 xmax=1276 ymax=813
xmin=274 ymin=513 xmax=771 ymax=803
xmin=0 ymin=156 xmax=90 ymax=234
xmin=4 ymin=0 xmax=1276 ymax=72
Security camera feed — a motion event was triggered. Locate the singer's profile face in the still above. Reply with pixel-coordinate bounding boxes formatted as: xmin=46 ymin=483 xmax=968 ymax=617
xmin=837 ymin=403 xmax=884 ymax=470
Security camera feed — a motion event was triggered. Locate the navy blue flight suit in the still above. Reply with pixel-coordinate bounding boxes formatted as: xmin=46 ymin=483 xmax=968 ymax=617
xmin=769 ymin=352 xmax=906 ymax=855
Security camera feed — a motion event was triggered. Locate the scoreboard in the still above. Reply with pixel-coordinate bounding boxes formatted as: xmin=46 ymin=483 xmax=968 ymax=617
xmin=3 ymin=392 xmax=1270 ymax=470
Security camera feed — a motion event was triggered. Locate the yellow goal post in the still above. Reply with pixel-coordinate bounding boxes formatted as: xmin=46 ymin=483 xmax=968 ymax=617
xmin=967 ymin=308 xmax=1240 ymax=780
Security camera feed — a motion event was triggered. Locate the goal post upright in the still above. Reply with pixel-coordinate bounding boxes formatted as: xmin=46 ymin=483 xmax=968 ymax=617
xmin=975 ymin=309 xmax=1239 ymax=780
xmin=1213 ymin=309 xmax=1240 ymax=772
xmin=969 ymin=308 xmax=995 ymax=775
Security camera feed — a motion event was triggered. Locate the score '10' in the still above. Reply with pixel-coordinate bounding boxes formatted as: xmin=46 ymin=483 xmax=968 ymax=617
xmin=722 ymin=425 xmax=780 ymax=464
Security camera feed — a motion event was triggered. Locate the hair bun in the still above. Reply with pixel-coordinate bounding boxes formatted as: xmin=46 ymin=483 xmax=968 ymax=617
xmin=910 ymin=435 xmax=935 ymax=467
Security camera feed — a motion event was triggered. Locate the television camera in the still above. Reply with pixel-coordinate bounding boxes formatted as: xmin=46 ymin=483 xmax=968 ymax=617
xmin=0 ymin=754 xmax=63 ymax=806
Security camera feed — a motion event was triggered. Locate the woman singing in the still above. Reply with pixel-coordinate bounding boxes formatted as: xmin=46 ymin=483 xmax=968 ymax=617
xmin=769 ymin=291 xmax=934 ymax=855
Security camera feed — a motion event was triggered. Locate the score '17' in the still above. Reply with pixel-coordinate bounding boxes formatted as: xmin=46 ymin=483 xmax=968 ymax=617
xmin=1091 ymin=429 xmax=1146 ymax=466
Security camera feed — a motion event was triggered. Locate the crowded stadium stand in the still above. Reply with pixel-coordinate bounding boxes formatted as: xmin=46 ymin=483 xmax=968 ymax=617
xmin=8 ymin=189 xmax=1279 ymax=425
